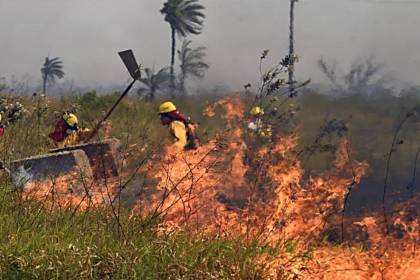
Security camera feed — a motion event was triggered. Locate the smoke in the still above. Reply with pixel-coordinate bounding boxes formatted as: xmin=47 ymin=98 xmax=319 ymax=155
xmin=0 ymin=0 xmax=419 ymax=91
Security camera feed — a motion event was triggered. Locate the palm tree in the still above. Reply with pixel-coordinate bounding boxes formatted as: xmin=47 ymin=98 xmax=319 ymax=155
xmin=178 ymin=39 xmax=209 ymax=95
xmin=41 ymin=57 xmax=65 ymax=95
xmin=137 ymin=67 xmax=171 ymax=101
xmin=160 ymin=0 xmax=205 ymax=97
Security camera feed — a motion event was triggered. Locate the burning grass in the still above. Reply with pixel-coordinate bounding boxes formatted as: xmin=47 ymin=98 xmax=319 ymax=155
xmin=132 ymin=96 xmax=419 ymax=279
xmin=135 ymin=97 xmax=368 ymax=239
xmin=1 ymin=95 xmax=419 ymax=279
xmin=0 ymin=184 xmax=274 ymax=279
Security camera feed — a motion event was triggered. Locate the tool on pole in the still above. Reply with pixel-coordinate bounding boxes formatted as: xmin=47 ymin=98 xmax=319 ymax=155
xmin=9 ymin=50 xmax=141 ymax=190
xmin=87 ymin=50 xmax=141 ymax=141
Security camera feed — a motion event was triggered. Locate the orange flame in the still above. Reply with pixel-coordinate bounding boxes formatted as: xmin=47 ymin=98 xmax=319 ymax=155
xmin=21 ymin=95 xmax=419 ymax=279
xmin=134 ymin=96 xmax=419 ymax=279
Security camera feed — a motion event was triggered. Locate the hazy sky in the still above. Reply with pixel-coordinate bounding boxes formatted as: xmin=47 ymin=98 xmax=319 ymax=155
xmin=0 ymin=0 xmax=419 ymax=91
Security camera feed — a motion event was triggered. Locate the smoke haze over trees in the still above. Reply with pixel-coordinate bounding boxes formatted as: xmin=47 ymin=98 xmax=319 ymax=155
xmin=0 ymin=0 xmax=419 ymax=91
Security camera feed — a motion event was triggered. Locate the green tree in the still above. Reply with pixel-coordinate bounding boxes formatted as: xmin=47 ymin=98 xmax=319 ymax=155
xmin=41 ymin=57 xmax=65 ymax=95
xmin=178 ymin=39 xmax=209 ymax=95
xmin=137 ymin=67 xmax=171 ymax=101
xmin=160 ymin=0 xmax=205 ymax=97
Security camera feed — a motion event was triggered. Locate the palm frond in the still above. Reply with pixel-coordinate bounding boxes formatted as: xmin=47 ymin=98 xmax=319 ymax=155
xmin=178 ymin=39 xmax=209 ymax=79
xmin=41 ymin=56 xmax=65 ymax=86
xmin=161 ymin=0 xmax=205 ymax=36
xmin=138 ymin=67 xmax=170 ymax=99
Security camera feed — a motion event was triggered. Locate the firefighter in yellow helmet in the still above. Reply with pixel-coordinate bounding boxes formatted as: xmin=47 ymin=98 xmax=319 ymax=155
xmin=250 ymin=106 xmax=264 ymax=117
xmin=159 ymin=102 xmax=198 ymax=150
xmin=248 ymin=106 xmax=264 ymax=131
xmin=63 ymin=112 xmax=79 ymax=130
xmin=248 ymin=106 xmax=272 ymax=138
xmin=49 ymin=112 xmax=80 ymax=146
xmin=49 ymin=111 xmax=92 ymax=147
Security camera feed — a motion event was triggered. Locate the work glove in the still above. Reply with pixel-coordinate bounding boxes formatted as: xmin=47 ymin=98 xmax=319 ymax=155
xmin=248 ymin=122 xmax=258 ymax=131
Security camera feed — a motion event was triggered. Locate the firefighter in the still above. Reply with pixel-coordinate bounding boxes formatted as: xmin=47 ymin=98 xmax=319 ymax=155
xmin=158 ymin=101 xmax=198 ymax=150
xmin=248 ymin=106 xmax=264 ymax=132
xmin=49 ymin=112 xmax=88 ymax=147
xmin=248 ymin=106 xmax=272 ymax=138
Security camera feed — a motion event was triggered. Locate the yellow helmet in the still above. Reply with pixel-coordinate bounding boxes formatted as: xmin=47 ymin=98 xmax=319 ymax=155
xmin=159 ymin=101 xmax=177 ymax=114
xmin=250 ymin=106 xmax=264 ymax=116
xmin=63 ymin=112 xmax=78 ymax=127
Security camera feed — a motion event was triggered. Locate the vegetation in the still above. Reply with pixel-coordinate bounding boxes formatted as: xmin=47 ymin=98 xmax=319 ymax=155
xmin=0 ymin=77 xmax=7 ymax=92
xmin=178 ymin=39 xmax=209 ymax=95
xmin=0 ymin=185 xmax=280 ymax=279
xmin=41 ymin=57 xmax=65 ymax=95
xmin=0 ymin=88 xmax=418 ymax=211
xmin=137 ymin=67 xmax=171 ymax=101
xmin=160 ymin=0 xmax=206 ymax=97
xmin=0 ymin=88 xmax=419 ymax=278
xmin=296 ymin=90 xmax=420 ymax=213
xmin=0 ymin=0 xmax=417 ymax=278
xmin=317 ymin=58 xmax=390 ymax=96
xmin=0 ymin=92 xmax=301 ymax=279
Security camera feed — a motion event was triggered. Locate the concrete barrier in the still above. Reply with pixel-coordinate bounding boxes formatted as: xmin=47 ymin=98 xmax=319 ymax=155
xmin=11 ymin=149 xmax=92 ymax=192
xmin=49 ymin=138 xmax=121 ymax=180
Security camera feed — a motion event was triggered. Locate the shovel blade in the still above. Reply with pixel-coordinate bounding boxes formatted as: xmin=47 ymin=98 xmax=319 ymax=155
xmin=118 ymin=49 xmax=141 ymax=80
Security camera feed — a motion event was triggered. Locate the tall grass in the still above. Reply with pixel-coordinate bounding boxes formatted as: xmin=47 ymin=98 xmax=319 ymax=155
xmin=0 ymin=182 xmax=281 ymax=279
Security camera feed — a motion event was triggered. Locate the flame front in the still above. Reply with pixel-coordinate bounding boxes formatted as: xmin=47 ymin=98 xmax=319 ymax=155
xmin=20 ymin=96 xmax=419 ymax=279
xmin=134 ymin=96 xmax=419 ymax=279
xmin=137 ymin=97 xmax=371 ymax=239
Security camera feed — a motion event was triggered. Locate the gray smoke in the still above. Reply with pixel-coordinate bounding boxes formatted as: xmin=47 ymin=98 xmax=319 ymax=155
xmin=0 ymin=0 xmax=419 ymax=91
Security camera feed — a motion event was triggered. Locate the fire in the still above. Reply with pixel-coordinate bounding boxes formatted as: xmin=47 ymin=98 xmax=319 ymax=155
xmin=138 ymin=97 xmax=369 ymax=241
xmin=21 ymin=170 xmax=109 ymax=210
xmin=134 ymin=96 xmax=419 ymax=279
xmin=18 ymin=95 xmax=420 ymax=279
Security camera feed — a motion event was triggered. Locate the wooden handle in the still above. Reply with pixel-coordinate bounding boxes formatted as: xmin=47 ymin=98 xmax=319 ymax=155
xmin=87 ymin=78 xmax=136 ymax=141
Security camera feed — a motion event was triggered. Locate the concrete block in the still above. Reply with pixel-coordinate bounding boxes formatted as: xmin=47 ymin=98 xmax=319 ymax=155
xmin=49 ymin=138 xmax=121 ymax=180
xmin=11 ymin=149 xmax=92 ymax=192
